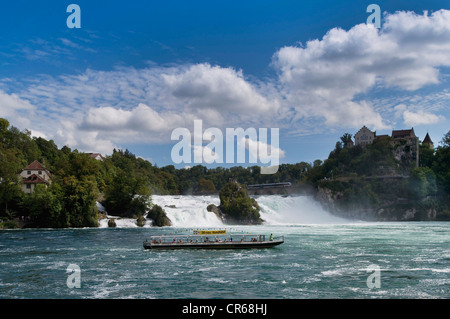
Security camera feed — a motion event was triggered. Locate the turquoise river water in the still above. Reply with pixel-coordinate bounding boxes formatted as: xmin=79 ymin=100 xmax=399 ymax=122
xmin=0 ymin=223 xmax=448 ymax=299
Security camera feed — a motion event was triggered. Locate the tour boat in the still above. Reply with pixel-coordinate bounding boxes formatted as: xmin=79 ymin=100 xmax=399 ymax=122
xmin=143 ymin=229 xmax=284 ymax=250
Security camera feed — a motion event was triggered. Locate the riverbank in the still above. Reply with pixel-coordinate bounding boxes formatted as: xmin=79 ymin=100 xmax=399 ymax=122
xmin=1 ymin=194 xmax=348 ymax=229
xmin=1 ymin=190 xmax=448 ymax=230
xmin=315 ymin=185 xmax=450 ymax=221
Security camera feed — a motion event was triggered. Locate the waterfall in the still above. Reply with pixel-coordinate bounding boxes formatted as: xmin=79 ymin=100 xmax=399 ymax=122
xmin=255 ymin=195 xmax=349 ymax=224
xmin=98 ymin=194 xmax=349 ymax=228
xmin=152 ymin=195 xmax=223 ymax=227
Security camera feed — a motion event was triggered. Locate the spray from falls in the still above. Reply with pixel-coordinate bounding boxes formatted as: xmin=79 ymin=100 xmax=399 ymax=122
xmin=255 ymin=195 xmax=349 ymax=224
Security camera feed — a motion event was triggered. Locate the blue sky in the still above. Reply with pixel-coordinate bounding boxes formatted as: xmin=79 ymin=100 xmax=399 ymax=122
xmin=1 ymin=0 xmax=449 ymax=169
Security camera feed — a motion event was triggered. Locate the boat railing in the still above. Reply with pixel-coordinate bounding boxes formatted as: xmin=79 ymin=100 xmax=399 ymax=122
xmin=145 ymin=234 xmax=284 ymax=245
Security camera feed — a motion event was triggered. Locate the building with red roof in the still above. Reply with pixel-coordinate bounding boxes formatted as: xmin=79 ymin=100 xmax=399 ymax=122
xmin=19 ymin=160 xmax=52 ymax=194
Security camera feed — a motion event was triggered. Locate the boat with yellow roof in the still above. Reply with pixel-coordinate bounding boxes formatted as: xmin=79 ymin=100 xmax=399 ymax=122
xmin=143 ymin=229 xmax=284 ymax=250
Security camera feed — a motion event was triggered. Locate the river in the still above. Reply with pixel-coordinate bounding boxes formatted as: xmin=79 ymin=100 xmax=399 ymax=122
xmin=0 ymin=195 xmax=448 ymax=299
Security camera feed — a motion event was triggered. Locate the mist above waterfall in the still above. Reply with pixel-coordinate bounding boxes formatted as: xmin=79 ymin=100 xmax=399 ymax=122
xmin=255 ymin=195 xmax=349 ymax=225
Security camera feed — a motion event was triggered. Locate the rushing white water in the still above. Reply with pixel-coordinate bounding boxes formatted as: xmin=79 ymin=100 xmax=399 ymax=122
xmin=152 ymin=195 xmax=223 ymax=227
xmin=98 ymin=195 xmax=350 ymax=228
xmin=255 ymin=195 xmax=349 ymax=225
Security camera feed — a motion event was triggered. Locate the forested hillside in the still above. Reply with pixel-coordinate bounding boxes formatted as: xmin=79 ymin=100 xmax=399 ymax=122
xmin=1 ymin=116 xmax=449 ymax=227
xmin=311 ymin=132 xmax=450 ymax=220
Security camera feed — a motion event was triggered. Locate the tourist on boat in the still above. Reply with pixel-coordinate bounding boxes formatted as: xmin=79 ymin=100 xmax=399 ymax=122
xmin=270 ymin=234 xmax=273 ymax=241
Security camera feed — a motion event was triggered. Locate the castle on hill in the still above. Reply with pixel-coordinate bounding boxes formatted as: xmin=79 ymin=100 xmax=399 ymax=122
xmin=348 ymin=126 xmax=434 ymax=167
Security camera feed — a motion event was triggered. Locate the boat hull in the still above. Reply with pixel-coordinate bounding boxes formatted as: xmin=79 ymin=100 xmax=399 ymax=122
xmin=143 ymin=239 xmax=284 ymax=250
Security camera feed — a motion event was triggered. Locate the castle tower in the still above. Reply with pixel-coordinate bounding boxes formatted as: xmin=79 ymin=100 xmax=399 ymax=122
xmin=422 ymin=133 xmax=434 ymax=149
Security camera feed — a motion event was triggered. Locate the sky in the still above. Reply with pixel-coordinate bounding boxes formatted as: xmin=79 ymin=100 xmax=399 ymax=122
xmin=0 ymin=0 xmax=449 ymax=169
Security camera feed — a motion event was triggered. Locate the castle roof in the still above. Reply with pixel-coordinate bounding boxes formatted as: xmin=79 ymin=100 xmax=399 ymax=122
xmin=355 ymin=125 xmax=374 ymax=135
xmin=423 ymin=133 xmax=433 ymax=144
xmin=392 ymin=128 xmax=416 ymax=138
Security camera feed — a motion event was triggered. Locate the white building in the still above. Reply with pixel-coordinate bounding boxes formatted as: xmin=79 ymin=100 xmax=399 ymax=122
xmin=19 ymin=160 xmax=52 ymax=194
xmin=354 ymin=126 xmax=375 ymax=148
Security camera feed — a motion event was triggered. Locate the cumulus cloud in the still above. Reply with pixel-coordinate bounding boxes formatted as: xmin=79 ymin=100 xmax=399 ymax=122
xmin=163 ymin=63 xmax=278 ymax=115
xmin=0 ymin=90 xmax=36 ymax=128
xmin=192 ymin=145 xmax=221 ymax=164
xmin=272 ymin=9 xmax=450 ymax=130
xmin=393 ymin=102 xmax=446 ymax=127
xmin=238 ymin=136 xmax=285 ymax=164
xmin=403 ymin=109 xmax=445 ymax=126
xmin=12 ymin=63 xmax=278 ymax=153
xmin=2 ymin=9 xmax=450 ymax=157
xmin=80 ymin=103 xmax=193 ymax=145
xmin=54 ymin=120 xmax=116 ymax=155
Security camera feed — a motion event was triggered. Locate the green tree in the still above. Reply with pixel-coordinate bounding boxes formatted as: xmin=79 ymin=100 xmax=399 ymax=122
xmin=197 ymin=178 xmax=216 ymax=193
xmin=102 ymin=168 xmax=151 ymax=217
xmin=410 ymin=167 xmax=437 ymax=198
xmin=0 ymin=148 xmax=24 ymax=216
xmin=340 ymin=133 xmax=353 ymax=148
xmin=0 ymin=118 xmax=9 ymax=137
xmin=440 ymin=131 xmax=450 ymax=148
xmin=60 ymin=176 xmax=99 ymax=227
xmin=3 ymin=126 xmax=41 ymax=163
xmin=219 ymin=181 xmax=262 ymax=224
xmin=432 ymin=132 xmax=450 ymax=195
xmin=419 ymin=143 xmax=434 ymax=168
xmin=22 ymin=184 xmax=65 ymax=228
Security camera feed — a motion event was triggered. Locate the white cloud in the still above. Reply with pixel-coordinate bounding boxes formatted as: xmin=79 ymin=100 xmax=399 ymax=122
xmin=54 ymin=120 xmax=116 ymax=155
xmin=238 ymin=137 xmax=286 ymax=164
xmin=163 ymin=63 xmax=278 ymax=115
xmin=11 ymin=63 xmax=280 ymax=153
xmin=272 ymin=9 xmax=450 ymax=130
xmin=192 ymin=145 xmax=221 ymax=164
xmin=0 ymin=90 xmax=34 ymax=113
xmin=2 ymin=9 xmax=450 ymax=158
xmin=29 ymin=130 xmax=47 ymax=139
xmin=80 ymin=103 xmax=193 ymax=145
xmin=403 ymin=109 xmax=445 ymax=126
xmin=0 ymin=90 xmax=36 ymax=128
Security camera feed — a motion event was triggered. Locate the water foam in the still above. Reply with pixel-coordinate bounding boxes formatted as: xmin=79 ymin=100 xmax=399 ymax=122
xmin=152 ymin=195 xmax=223 ymax=228
xmin=97 ymin=194 xmax=349 ymax=228
xmin=153 ymin=194 xmax=349 ymax=227
xmin=256 ymin=195 xmax=349 ymax=225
